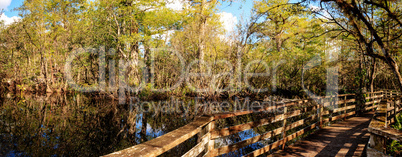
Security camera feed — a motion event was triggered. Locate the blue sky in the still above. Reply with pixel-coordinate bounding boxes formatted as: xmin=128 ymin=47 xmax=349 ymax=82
xmin=0 ymin=0 xmax=22 ymax=25
xmin=219 ymin=0 xmax=254 ymax=21
xmin=0 ymin=0 xmax=254 ymax=32
xmin=2 ymin=0 xmax=254 ymax=17
xmin=1 ymin=0 xmax=317 ymax=32
xmin=2 ymin=0 xmax=22 ymax=17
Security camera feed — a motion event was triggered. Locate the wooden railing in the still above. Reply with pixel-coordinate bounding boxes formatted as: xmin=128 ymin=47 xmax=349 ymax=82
xmin=104 ymin=91 xmax=387 ymax=157
xmin=367 ymin=93 xmax=402 ymax=157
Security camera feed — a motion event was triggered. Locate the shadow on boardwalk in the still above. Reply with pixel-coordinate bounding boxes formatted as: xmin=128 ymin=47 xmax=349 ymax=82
xmin=275 ymin=112 xmax=374 ymax=157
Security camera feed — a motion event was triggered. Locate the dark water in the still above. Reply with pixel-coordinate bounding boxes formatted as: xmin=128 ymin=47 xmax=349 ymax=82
xmin=0 ymin=93 xmax=312 ymax=157
xmin=0 ymin=93 xmax=200 ymax=156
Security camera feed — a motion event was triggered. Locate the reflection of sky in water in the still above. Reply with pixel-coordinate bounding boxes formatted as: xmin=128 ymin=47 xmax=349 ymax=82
xmin=134 ymin=113 xmax=166 ymax=141
xmin=0 ymin=94 xmax=316 ymax=157
xmin=215 ymin=129 xmax=271 ymax=156
xmin=0 ymin=94 xmax=196 ymax=156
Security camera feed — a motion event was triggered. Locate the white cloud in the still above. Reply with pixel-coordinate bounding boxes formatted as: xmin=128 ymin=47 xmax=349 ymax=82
xmin=0 ymin=0 xmax=11 ymax=11
xmin=310 ymin=5 xmax=331 ymax=19
xmin=166 ymin=0 xmax=186 ymax=11
xmin=310 ymin=5 xmax=320 ymax=12
xmin=0 ymin=13 xmax=20 ymax=25
xmin=218 ymin=12 xmax=238 ymax=33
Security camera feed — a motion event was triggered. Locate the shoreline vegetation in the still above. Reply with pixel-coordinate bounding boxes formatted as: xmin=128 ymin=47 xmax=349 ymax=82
xmin=0 ymin=0 xmax=401 ymax=103
xmin=0 ymin=77 xmax=351 ymax=101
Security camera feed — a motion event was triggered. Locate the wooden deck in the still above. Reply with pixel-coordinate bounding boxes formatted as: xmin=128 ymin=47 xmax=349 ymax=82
xmin=104 ymin=91 xmax=401 ymax=157
xmin=275 ymin=112 xmax=374 ymax=157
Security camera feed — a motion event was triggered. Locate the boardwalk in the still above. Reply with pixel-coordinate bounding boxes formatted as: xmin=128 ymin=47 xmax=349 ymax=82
xmin=106 ymin=91 xmax=394 ymax=157
xmin=276 ymin=112 xmax=374 ymax=157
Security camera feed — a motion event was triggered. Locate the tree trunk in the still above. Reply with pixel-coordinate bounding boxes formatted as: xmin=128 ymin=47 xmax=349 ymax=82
xmin=369 ymin=58 xmax=376 ymax=93
xmin=327 ymin=0 xmax=402 ymax=90
xmin=386 ymin=59 xmax=402 ymax=91
xmin=144 ymin=45 xmax=151 ymax=83
xmin=198 ymin=0 xmax=207 ymax=64
xmin=140 ymin=112 xmax=147 ymax=142
xmin=357 ymin=53 xmax=365 ymax=116
xmin=40 ymin=51 xmax=49 ymax=91
xmin=129 ymin=45 xmax=139 ymax=85
xmin=129 ymin=24 xmax=139 ymax=86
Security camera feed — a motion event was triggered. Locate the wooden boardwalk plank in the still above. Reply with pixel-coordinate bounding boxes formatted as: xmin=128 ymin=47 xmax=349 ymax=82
xmin=273 ymin=112 xmax=373 ymax=157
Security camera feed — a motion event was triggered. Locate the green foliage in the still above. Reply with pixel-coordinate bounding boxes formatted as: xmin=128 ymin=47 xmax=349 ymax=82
xmin=388 ymin=140 xmax=402 ymax=156
xmin=0 ymin=0 xmax=401 ymax=98
xmin=393 ymin=113 xmax=402 ymax=131
xmin=388 ymin=113 xmax=402 ymax=156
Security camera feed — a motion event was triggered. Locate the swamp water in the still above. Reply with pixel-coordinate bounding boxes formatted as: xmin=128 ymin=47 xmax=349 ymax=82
xmin=0 ymin=93 xmax=292 ymax=156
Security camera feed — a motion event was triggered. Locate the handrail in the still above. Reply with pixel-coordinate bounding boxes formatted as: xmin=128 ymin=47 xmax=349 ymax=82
xmin=103 ymin=116 xmax=213 ymax=157
xmin=367 ymin=97 xmax=402 ymax=156
xmin=104 ymin=91 xmax=389 ymax=157
xmin=213 ymin=94 xmax=358 ymax=120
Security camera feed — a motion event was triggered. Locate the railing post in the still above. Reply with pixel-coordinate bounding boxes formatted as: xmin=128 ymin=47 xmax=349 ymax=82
xmin=387 ymin=100 xmax=391 ymax=124
xmin=282 ymin=106 xmax=288 ymax=150
xmin=372 ymin=92 xmax=376 ymax=111
xmin=343 ymin=95 xmax=347 ymax=121
xmin=396 ymin=98 xmax=400 ymax=116
xmin=371 ymin=92 xmax=374 ymax=111
xmin=329 ymin=95 xmax=336 ymax=122
xmin=395 ymin=98 xmax=398 ymax=123
xmin=386 ymin=100 xmax=389 ymax=128
xmin=319 ymin=98 xmax=323 ymax=128
xmin=369 ymin=134 xmax=386 ymax=154
xmin=206 ymin=121 xmax=216 ymax=157
xmin=392 ymin=99 xmax=395 ymax=124
xmin=390 ymin=98 xmax=399 ymax=124
xmin=356 ymin=90 xmax=365 ymax=116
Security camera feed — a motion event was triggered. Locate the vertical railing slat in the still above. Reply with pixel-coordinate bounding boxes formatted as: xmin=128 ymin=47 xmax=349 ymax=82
xmin=281 ymin=106 xmax=288 ymax=150
xmin=206 ymin=121 xmax=216 ymax=157
xmin=319 ymin=98 xmax=323 ymax=128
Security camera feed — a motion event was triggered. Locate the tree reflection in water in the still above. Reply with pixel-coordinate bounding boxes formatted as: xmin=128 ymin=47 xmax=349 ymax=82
xmin=0 ymin=93 xmax=199 ymax=156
